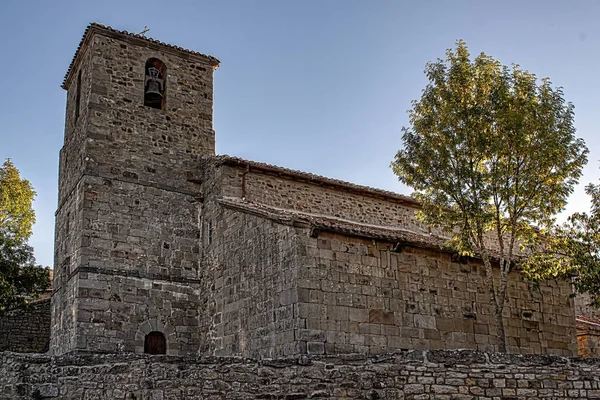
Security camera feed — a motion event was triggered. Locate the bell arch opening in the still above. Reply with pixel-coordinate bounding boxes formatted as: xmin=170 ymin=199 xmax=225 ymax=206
xmin=144 ymin=331 xmax=167 ymax=354
xmin=144 ymin=58 xmax=167 ymax=110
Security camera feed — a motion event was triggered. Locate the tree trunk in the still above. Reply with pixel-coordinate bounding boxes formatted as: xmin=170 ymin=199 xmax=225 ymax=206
xmin=494 ymin=304 xmax=507 ymax=353
xmin=479 ymin=240 xmax=508 ymax=353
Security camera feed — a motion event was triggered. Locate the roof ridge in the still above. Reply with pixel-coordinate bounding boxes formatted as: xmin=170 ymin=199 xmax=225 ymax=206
xmin=62 ymin=22 xmax=220 ymax=89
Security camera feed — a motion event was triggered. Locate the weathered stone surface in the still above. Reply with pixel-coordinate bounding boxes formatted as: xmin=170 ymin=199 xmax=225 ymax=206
xmin=1 ymin=350 xmax=599 ymax=399
xmin=48 ymin=23 xmax=580 ymax=361
xmin=0 ymin=299 xmax=50 ymax=353
xmin=52 ymin=24 xmax=215 ymax=356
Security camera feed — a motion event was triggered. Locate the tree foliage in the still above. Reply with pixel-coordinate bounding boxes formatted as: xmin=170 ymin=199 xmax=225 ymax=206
xmin=0 ymin=159 xmax=49 ymax=313
xmin=523 ymin=181 xmax=600 ymax=308
xmin=391 ymin=40 xmax=588 ymax=352
xmin=0 ymin=159 xmax=36 ymax=241
xmin=0 ymin=235 xmax=49 ymax=312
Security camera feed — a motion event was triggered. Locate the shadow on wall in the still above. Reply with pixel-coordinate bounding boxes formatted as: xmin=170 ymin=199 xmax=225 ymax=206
xmin=0 ymin=298 xmax=51 ymax=353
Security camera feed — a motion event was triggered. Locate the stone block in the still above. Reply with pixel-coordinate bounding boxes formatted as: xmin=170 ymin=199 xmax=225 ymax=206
xmin=349 ymin=308 xmax=368 ymax=323
xmin=414 ymin=315 xmax=436 ymax=330
xmin=369 ymin=309 xmax=394 ymax=325
xmin=307 ymin=341 xmax=325 ymax=355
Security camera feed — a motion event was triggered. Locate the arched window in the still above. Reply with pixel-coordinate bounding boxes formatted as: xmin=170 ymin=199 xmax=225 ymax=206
xmin=144 ymin=331 xmax=166 ymax=354
xmin=144 ymin=58 xmax=167 ymax=110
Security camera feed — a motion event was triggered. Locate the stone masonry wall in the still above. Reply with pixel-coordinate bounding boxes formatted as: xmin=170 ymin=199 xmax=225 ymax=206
xmin=51 ymin=176 xmax=85 ymax=354
xmin=58 ymin=33 xmax=93 ymax=209
xmin=222 ymin=166 xmax=505 ymax=254
xmin=203 ymin=204 xmax=303 ymax=358
xmin=297 ymin=232 xmax=576 ymax=357
xmin=82 ymin=32 xmax=216 ymax=191
xmin=578 ymin=330 xmax=600 ymax=358
xmin=53 ymin=26 xmax=216 ymax=355
xmin=218 ymin=165 xmax=577 ymax=356
xmin=61 ymin=29 xmax=217 ymax=201
xmin=52 ymin=175 xmax=202 ymax=355
xmin=221 ymin=165 xmax=428 ymax=230
xmin=575 ymin=293 xmax=600 ymax=320
xmin=0 ymin=299 xmax=50 ymax=353
xmin=1 ymin=350 xmax=600 ymax=399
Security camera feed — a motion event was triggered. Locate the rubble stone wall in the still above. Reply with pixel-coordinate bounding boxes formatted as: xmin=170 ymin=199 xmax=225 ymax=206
xmin=1 ymin=350 xmax=599 ymax=399
xmin=0 ymin=299 xmax=50 ymax=353
xmin=80 ymin=31 xmax=216 ymax=192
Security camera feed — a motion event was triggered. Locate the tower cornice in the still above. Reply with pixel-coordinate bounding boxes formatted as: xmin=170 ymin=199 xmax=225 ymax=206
xmin=62 ymin=22 xmax=220 ymax=90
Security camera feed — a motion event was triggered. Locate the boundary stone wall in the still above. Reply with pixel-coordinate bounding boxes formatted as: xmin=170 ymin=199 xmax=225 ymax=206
xmin=0 ymin=299 xmax=51 ymax=353
xmin=1 ymin=350 xmax=599 ymax=399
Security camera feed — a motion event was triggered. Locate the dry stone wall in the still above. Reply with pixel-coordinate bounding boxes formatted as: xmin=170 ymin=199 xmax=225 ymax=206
xmin=0 ymin=299 xmax=50 ymax=353
xmin=1 ymin=350 xmax=600 ymax=399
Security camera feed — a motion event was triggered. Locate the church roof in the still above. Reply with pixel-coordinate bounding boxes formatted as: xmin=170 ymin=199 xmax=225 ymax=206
xmin=219 ymin=196 xmax=515 ymax=263
xmin=215 ymin=155 xmax=420 ymax=206
xmin=577 ymin=315 xmax=600 ymax=332
xmin=219 ymin=197 xmax=451 ymax=253
xmin=62 ymin=23 xmax=220 ymax=90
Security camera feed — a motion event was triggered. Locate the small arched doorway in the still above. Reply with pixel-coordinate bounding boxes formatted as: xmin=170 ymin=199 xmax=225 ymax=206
xmin=144 ymin=331 xmax=166 ymax=355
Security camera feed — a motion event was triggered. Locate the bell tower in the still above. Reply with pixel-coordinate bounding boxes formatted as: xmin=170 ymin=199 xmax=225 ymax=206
xmin=51 ymin=23 xmax=219 ymax=355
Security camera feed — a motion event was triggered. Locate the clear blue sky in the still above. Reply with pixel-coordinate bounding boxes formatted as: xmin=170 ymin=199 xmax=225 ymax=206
xmin=1 ymin=0 xmax=599 ymax=267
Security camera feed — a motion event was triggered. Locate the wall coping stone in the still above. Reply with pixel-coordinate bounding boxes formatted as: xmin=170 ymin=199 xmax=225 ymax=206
xmin=3 ymin=349 xmax=599 ymax=368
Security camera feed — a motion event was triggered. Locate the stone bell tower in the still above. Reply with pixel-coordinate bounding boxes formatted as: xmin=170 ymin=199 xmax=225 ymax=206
xmin=51 ymin=23 xmax=219 ymax=355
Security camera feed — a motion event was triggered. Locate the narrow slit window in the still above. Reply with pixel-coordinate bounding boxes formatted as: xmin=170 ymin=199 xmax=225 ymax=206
xmin=75 ymin=70 xmax=82 ymax=120
xmin=144 ymin=331 xmax=166 ymax=354
xmin=144 ymin=58 xmax=167 ymax=109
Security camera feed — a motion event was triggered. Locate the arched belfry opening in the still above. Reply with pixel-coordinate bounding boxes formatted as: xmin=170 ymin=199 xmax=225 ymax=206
xmin=144 ymin=331 xmax=166 ymax=354
xmin=144 ymin=58 xmax=167 ymax=109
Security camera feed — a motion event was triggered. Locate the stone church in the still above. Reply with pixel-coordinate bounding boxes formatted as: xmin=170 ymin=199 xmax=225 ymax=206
xmin=50 ymin=23 xmax=581 ymax=359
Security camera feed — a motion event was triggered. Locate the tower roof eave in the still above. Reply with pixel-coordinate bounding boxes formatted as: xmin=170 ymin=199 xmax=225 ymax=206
xmin=62 ymin=23 xmax=220 ymax=90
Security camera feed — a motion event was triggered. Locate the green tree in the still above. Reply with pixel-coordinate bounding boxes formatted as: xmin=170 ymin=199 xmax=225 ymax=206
xmin=0 ymin=159 xmax=49 ymax=313
xmin=0 ymin=159 xmax=36 ymax=241
xmin=391 ymin=41 xmax=588 ymax=352
xmin=524 ymin=181 xmax=600 ymax=308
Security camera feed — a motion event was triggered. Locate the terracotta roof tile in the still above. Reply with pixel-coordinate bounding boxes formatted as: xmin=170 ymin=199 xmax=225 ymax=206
xmin=63 ymin=23 xmax=220 ymax=89
xmin=577 ymin=315 xmax=600 ymax=331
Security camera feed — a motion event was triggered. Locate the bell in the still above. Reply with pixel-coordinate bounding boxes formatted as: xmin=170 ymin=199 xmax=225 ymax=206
xmin=145 ymin=80 xmax=163 ymax=100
